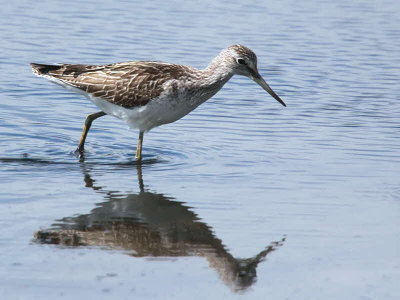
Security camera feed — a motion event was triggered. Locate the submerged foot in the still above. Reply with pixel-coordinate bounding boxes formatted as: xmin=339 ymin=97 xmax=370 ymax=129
xmin=74 ymin=147 xmax=85 ymax=160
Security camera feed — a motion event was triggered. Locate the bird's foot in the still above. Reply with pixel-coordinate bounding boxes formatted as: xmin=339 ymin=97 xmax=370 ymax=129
xmin=74 ymin=147 xmax=85 ymax=160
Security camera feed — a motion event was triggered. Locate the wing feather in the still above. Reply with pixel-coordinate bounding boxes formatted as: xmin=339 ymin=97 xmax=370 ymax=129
xmin=31 ymin=62 xmax=193 ymax=108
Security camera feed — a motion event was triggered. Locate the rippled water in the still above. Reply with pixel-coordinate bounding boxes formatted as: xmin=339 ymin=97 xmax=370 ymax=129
xmin=1 ymin=0 xmax=400 ymax=299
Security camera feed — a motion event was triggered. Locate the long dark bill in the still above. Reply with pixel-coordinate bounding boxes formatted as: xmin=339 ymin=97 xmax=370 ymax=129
xmin=253 ymin=76 xmax=286 ymax=107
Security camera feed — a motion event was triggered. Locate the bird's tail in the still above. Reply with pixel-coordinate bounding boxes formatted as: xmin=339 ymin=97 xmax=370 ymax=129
xmin=30 ymin=63 xmax=62 ymax=76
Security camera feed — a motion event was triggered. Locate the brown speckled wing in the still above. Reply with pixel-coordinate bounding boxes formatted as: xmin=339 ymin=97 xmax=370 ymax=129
xmin=33 ymin=62 xmax=191 ymax=108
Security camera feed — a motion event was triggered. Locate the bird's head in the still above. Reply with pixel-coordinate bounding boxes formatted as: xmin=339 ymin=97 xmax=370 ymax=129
xmin=223 ymin=45 xmax=286 ymax=107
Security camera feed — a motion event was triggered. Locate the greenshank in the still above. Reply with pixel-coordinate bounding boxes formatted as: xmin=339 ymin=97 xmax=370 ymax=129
xmin=31 ymin=45 xmax=286 ymax=160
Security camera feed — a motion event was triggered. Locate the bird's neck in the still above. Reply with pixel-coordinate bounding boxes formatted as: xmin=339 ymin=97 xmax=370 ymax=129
xmin=198 ymin=57 xmax=234 ymax=92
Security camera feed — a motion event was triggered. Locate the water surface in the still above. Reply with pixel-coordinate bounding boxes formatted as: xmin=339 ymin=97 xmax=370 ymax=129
xmin=1 ymin=0 xmax=399 ymax=299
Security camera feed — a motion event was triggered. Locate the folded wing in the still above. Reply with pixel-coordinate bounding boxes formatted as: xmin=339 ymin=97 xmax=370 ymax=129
xmin=31 ymin=62 xmax=189 ymax=108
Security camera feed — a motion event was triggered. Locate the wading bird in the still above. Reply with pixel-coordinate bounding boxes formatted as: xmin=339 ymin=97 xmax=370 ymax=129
xmin=31 ymin=45 xmax=286 ymax=160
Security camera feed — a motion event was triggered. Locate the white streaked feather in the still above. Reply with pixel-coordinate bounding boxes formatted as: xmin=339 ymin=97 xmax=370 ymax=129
xmin=33 ymin=71 xmax=205 ymax=131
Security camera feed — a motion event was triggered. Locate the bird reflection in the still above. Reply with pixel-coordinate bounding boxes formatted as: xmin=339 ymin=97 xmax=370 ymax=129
xmin=35 ymin=163 xmax=285 ymax=292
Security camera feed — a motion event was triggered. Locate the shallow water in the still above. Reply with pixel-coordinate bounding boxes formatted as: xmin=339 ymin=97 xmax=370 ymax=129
xmin=1 ymin=0 xmax=400 ymax=299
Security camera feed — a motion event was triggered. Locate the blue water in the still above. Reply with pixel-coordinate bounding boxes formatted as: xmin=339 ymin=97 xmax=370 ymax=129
xmin=1 ymin=0 xmax=400 ymax=299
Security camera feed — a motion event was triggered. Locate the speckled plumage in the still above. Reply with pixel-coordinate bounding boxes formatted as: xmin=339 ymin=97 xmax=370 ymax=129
xmin=31 ymin=45 xmax=286 ymax=159
xmin=31 ymin=61 xmax=201 ymax=109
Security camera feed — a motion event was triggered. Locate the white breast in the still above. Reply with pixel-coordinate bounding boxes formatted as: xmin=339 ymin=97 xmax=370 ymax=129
xmin=42 ymin=73 xmax=228 ymax=132
xmin=89 ymin=79 xmax=208 ymax=132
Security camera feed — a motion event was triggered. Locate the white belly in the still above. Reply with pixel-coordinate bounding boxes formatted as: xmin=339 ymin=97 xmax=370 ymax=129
xmin=90 ymin=93 xmax=202 ymax=132
xmin=45 ymin=75 xmax=223 ymax=132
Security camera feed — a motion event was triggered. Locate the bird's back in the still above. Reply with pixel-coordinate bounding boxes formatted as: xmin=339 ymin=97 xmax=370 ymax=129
xmin=31 ymin=61 xmax=196 ymax=108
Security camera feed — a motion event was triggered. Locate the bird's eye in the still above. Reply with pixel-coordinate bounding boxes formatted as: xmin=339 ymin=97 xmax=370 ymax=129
xmin=237 ymin=58 xmax=246 ymax=65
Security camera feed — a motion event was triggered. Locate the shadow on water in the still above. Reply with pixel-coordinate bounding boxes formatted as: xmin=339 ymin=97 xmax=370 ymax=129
xmin=34 ymin=162 xmax=285 ymax=293
xmin=0 ymin=156 xmax=160 ymax=167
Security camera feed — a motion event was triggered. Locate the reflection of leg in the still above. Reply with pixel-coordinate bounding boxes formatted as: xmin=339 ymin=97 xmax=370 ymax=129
xmin=136 ymin=163 xmax=144 ymax=192
xmin=135 ymin=131 xmax=144 ymax=161
xmin=77 ymin=111 xmax=106 ymax=153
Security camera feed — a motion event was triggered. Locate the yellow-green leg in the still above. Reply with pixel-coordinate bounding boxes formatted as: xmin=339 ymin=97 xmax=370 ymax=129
xmin=135 ymin=131 xmax=144 ymax=161
xmin=77 ymin=111 xmax=106 ymax=153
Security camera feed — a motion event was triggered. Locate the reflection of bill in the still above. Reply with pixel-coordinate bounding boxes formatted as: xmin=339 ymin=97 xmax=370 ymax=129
xmin=35 ymin=164 xmax=285 ymax=292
